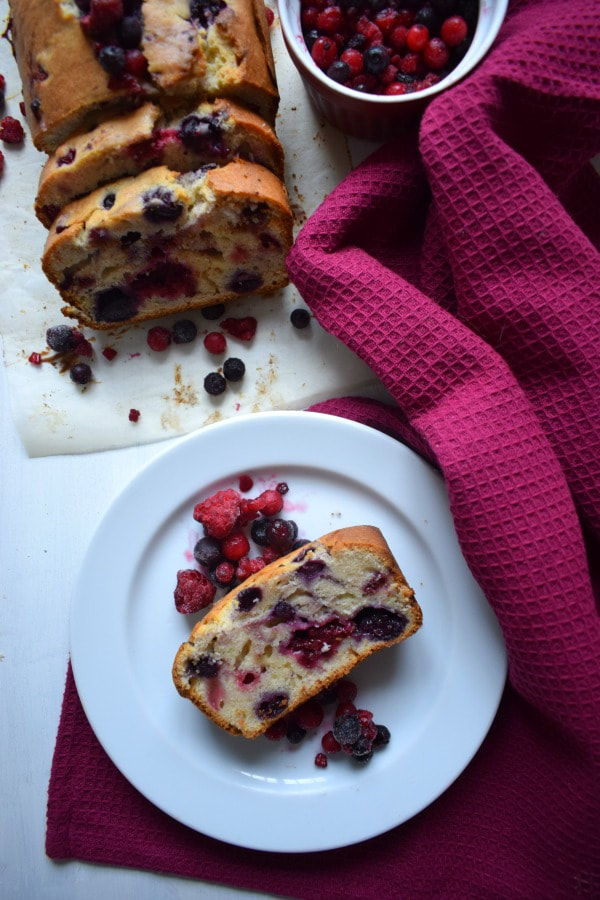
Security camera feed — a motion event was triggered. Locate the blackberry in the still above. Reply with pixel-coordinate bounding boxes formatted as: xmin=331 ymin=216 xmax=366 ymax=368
xmin=70 ymin=363 xmax=92 ymax=385
xmin=203 ymin=372 xmax=226 ymax=395
xmin=223 ymin=357 xmax=245 ymax=382
xmin=46 ymin=324 xmax=78 ymax=353
xmin=201 ymin=303 xmax=225 ymax=320
xmin=172 ymin=318 xmax=198 ymax=344
xmin=98 ymin=45 xmax=126 ymax=75
xmin=193 ymin=536 xmax=222 ymax=568
xmin=290 ymin=308 xmax=311 ymax=329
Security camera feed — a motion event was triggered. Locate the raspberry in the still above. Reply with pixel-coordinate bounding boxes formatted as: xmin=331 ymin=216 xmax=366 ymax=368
xmin=0 ymin=116 xmax=25 ymax=144
xmin=102 ymin=346 xmax=117 ymax=360
xmin=29 ymin=352 xmax=42 ymax=365
xmin=203 ymin=331 xmax=227 ymax=354
xmin=221 ymin=530 xmax=250 ymax=561
xmin=315 ymin=752 xmax=328 ymax=768
xmin=128 ymin=408 xmax=140 ymax=422
xmin=237 ymin=496 xmax=263 ymax=525
xmin=174 ymin=568 xmax=216 ymax=614
xmin=261 ymin=546 xmax=280 ymax=565
xmin=193 ymin=488 xmax=242 ymax=539
xmin=235 ymin=556 xmax=266 ymax=581
xmin=147 ymin=326 xmax=171 ymax=351
xmin=220 ymin=316 xmax=258 ymax=342
xmin=256 ymin=489 xmax=284 ymax=516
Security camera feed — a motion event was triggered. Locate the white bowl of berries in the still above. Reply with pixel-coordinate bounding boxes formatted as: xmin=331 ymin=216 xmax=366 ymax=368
xmin=277 ymin=0 xmax=508 ymax=141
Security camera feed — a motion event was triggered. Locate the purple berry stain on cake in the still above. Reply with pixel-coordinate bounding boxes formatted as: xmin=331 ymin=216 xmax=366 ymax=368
xmin=362 ymin=572 xmax=388 ymax=595
xmin=142 ymin=187 xmax=184 ymax=222
xmin=284 ymin=619 xmax=355 ymax=668
xmin=226 ymin=270 xmax=263 ymax=294
xmin=185 ymin=655 xmax=220 ymax=678
xmin=95 ymin=287 xmax=139 ymax=323
xmin=296 ymin=559 xmax=326 ymax=583
xmin=255 ymin=692 xmax=289 ymax=720
xmin=129 ymin=261 xmax=196 ymax=301
xmin=237 ymin=586 xmax=263 ymax=612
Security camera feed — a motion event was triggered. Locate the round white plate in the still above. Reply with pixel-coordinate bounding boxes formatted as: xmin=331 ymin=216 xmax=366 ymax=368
xmin=71 ymin=410 xmax=506 ymax=852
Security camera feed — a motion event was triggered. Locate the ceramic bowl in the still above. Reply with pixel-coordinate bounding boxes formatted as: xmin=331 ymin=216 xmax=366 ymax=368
xmin=277 ymin=0 xmax=509 ymax=141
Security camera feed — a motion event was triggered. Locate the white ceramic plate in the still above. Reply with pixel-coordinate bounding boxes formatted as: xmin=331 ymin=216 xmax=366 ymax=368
xmin=71 ymin=410 xmax=506 ymax=852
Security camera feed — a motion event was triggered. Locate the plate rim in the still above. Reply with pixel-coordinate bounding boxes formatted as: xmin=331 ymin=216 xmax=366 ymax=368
xmin=70 ymin=409 xmax=507 ymax=852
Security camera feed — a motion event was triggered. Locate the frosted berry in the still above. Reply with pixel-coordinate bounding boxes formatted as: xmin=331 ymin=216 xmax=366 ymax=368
xmin=203 ymin=372 xmax=226 ymax=395
xmin=321 ymin=730 xmax=342 ymax=753
xmin=351 ymin=736 xmax=373 ymax=764
xmin=266 ymin=519 xmax=296 ymax=553
xmin=423 ymin=37 xmax=450 ymax=70
xmin=223 ymin=357 xmax=245 ymax=381
xmin=333 ymin=713 xmax=362 ymax=746
xmin=311 ymin=36 xmax=338 ymax=69
xmin=250 ymin=518 xmax=270 ymax=546
xmin=257 ymin=489 xmax=284 ymax=516
xmin=204 ymin=332 xmax=226 ymax=354
xmin=373 ymin=724 xmax=391 ymax=747
xmin=70 ymin=363 xmax=92 ymax=384
xmin=174 ymin=568 xmax=216 ymax=614
xmin=193 ymin=488 xmax=241 ymax=539
xmin=172 ymin=319 xmax=197 ymax=343
xmin=315 ymin=752 xmax=328 ymax=768
xmin=0 ymin=116 xmax=25 ymax=144
xmin=235 ymin=556 xmax=266 ymax=581
xmin=193 ymin=536 xmax=222 ymax=568
xmin=46 ymin=324 xmax=78 ymax=352
xmin=147 ymin=326 xmax=171 ymax=351
xmin=210 ymin=559 xmax=236 ymax=586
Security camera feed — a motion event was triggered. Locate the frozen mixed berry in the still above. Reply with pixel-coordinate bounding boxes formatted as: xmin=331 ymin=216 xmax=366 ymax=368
xmin=315 ymin=752 xmax=328 ymax=768
xmin=261 ymin=545 xmax=280 ymax=565
xmin=223 ymin=357 xmax=245 ymax=382
xmin=221 ymin=530 xmax=250 ymax=562
xmin=210 ymin=559 xmax=236 ymax=587
xmin=286 ymin=720 xmax=307 ymax=744
xmin=98 ymin=45 xmax=126 ymax=75
xmin=204 ymin=331 xmax=227 ymax=354
xmin=203 ymin=372 xmax=226 ymax=395
xmin=0 ymin=116 xmax=25 ymax=144
xmin=29 ymin=352 xmax=42 ymax=365
xmin=201 ymin=302 xmax=225 ymax=320
xmin=235 ymin=556 xmax=266 ymax=581
xmin=192 ymin=536 xmax=221 ymax=569
xmin=290 ymin=308 xmax=311 ymax=329
xmin=70 ymin=362 xmax=92 ymax=385
xmin=250 ymin=517 xmax=270 ymax=546
xmin=147 ymin=325 xmax=171 ymax=351
xmin=257 ymin=489 xmax=284 ymax=516
xmin=220 ymin=316 xmax=257 ymax=342
xmin=238 ymin=474 xmax=254 ymax=492
xmin=321 ymin=730 xmax=342 ymax=754
xmin=351 ymin=736 xmax=374 ymax=765
xmin=333 ymin=713 xmax=362 ymax=746
xmin=46 ymin=324 xmax=78 ymax=353
xmin=102 ymin=346 xmax=117 ymax=360
xmin=266 ymin=518 xmax=296 ymax=553
xmin=294 ymin=699 xmax=324 ymax=730
xmin=128 ymin=408 xmax=140 ymax=422
xmin=174 ymin=568 xmax=216 ymax=614
xmin=193 ymin=488 xmax=241 ymax=539
xmin=264 ymin=719 xmax=287 ymax=741
xmin=373 ymin=724 xmax=391 ymax=747
xmin=172 ymin=318 xmax=198 ymax=344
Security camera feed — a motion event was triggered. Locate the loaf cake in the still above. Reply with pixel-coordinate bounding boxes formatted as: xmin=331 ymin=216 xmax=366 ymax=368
xmin=10 ymin=0 xmax=279 ymax=153
xmin=36 ymin=99 xmax=284 ymax=226
xmin=172 ymin=526 xmax=423 ymax=738
xmin=42 ymin=158 xmax=293 ymax=327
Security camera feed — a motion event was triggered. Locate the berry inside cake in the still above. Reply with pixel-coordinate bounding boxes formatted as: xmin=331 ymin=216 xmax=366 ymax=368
xmin=42 ymin=158 xmax=293 ymax=327
xmin=172 ymin=526 xmax=422 ymax=738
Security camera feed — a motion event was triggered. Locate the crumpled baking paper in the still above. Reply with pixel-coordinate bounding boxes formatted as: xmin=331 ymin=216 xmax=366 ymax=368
xmin=0 ymin=0 xmax=388 ymax=457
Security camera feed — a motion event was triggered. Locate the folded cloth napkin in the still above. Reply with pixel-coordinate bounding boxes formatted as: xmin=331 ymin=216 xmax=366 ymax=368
xmin=47 ymin=0 xmax=600 ymax=896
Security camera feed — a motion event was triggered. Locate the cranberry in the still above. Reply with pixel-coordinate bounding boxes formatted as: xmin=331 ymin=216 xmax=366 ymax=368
xmin=211 ymin=559 xmax=236 ymax=586
xmin=203 ymin=372 xmax=226 ymax=395
xmin=340 ymin=48 xmax=363 ymax=76
xmin=203 ymin=332 xmax=227 ymax=354
xmin=321 ymin=730 xmax=341 ymax=753
xmin=423 ymin=37 xmax=450 ymax=70
xmin=336 ymin=679 xmax=358 ymax=703
xmin=124 ymin=49 xmax=148 ymax=79
xmin=441 ymin=14 xmax=468 ymax=46
xmin=261 ymin=546 xmax=280 ymax=565
xmin=221 ymin=530 xmax=250 ymax=561
xmin=294 ymin=700 xmax=324 ymax=730
xmin=235 ymin=556 xmax=265 ymax=581
xmin=406 ymin=23 xmax=429 ymax=51
xmin=389 ymin=24 xmax=408 ymax=50
xmin=102 ymin=347 xmax=117 ymax=360
xmin=223 ymin=357 xmax=245 ymax=382
xmin=311 ymin=35 xmax=338 ymax=69
xmin=336 ymin=701 xmax=357 ymax=718
xmin=0 ymin=116 xmax=25 ymax=144
xmin=147 ymin=326 xmax=171 ymax=351
xmin=128 ymin=408 xmax=140 ymax=422
xmin=316 ymin=6 xmax=343 ymax=33
xmin=276 ymin=482 xmax=289 ymax=494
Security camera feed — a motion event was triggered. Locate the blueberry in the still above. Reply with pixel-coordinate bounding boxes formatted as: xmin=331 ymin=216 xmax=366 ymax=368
xmin=304 ymin=28 xmax=319 ymax=51
xmin=250 ymin=518 xmax=270 ymax=546
xmin=203 ymin=372 xmax=226 ymax=395
xmin=189 ymin=0 xmax=226 ymax=27
xmin=373 ymin=724 xmax=391 ymax=747
xmin=30 ymin=98 xmax=42 ymax=120
xmin=266 ymin=519 xmax=296 ymax=553
xmin=290 ymin=308 xmax=311 ymax=329
xmin=415 ymin=4 xmax=437 ymax=29
xmin=117 ymin=15 xmax=142 ymax=48
xmin=172 ymin=319 xmax=198 ymax=344
xmin=255 ymin=692 xmax=289 ymax=720
xmin=268 ymin=600 xmax=296 ymax=623
xmin=333 ymin=714 xmax=362 ymax=746
xmin=346 ymin=33 xmax=366 ymax=50
xmin=326 ymin=60 xmax=351 ymax=84
xmin=352 ymin=736 xmax=374 ymax=764
xmin=286 ymin=721 xmax=307 ymax=744
xmin=103 ymin=192 xmax=116 ymax=209
xmin=223 ymin=357 xmax=245 ymax=381
xmin=237 ymin=586 xmax=263 ymax=612
xmin=291 ymin=538 xmax=310 ymax=551
xmin=354 ymin=607 xmax=407 ymax=641
xmin=363 ymin=45 xmax=389 ymax=76
xmin=95 ymin=287 xmax=137 ymax=323
xmin=46 ymin=324 xmax=77 ymax=352
xmin=185 ymin=655 xmax=219 ymax=678
xmin=226 ymin=271 xmax=263 ymax=294
xmin=193 ymin=536 xmax=222 ymax=568
xmin=70 ymin=363 xmax=92 ymax=385
xmin=142 ymin=187 xmax=183 ymax=222
xmin=296 ymin=559 xmax=326 ymax=583
xmin=98 ymin=45 xmax=126 ymax=75
xmin=180 ymin=114 xmax=219 ymax=148
xmin=120 ymin=231 xmax=141 ymax=247
xmin=201 ymin=303 xmax=225 ymax=320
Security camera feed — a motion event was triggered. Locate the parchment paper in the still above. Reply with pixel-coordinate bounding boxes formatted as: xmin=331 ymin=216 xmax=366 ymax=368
xmin=0 ymin=0 xmax=388 ymax=456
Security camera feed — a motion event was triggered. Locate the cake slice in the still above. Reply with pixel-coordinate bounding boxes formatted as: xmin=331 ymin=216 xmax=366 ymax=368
xmin=42 ymin=158 xmax=293 ymax=328
xmin=172 ymin=526 xmax=423 ymax=738
xmin=36 ymin=100 xmax=285 ymax=227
